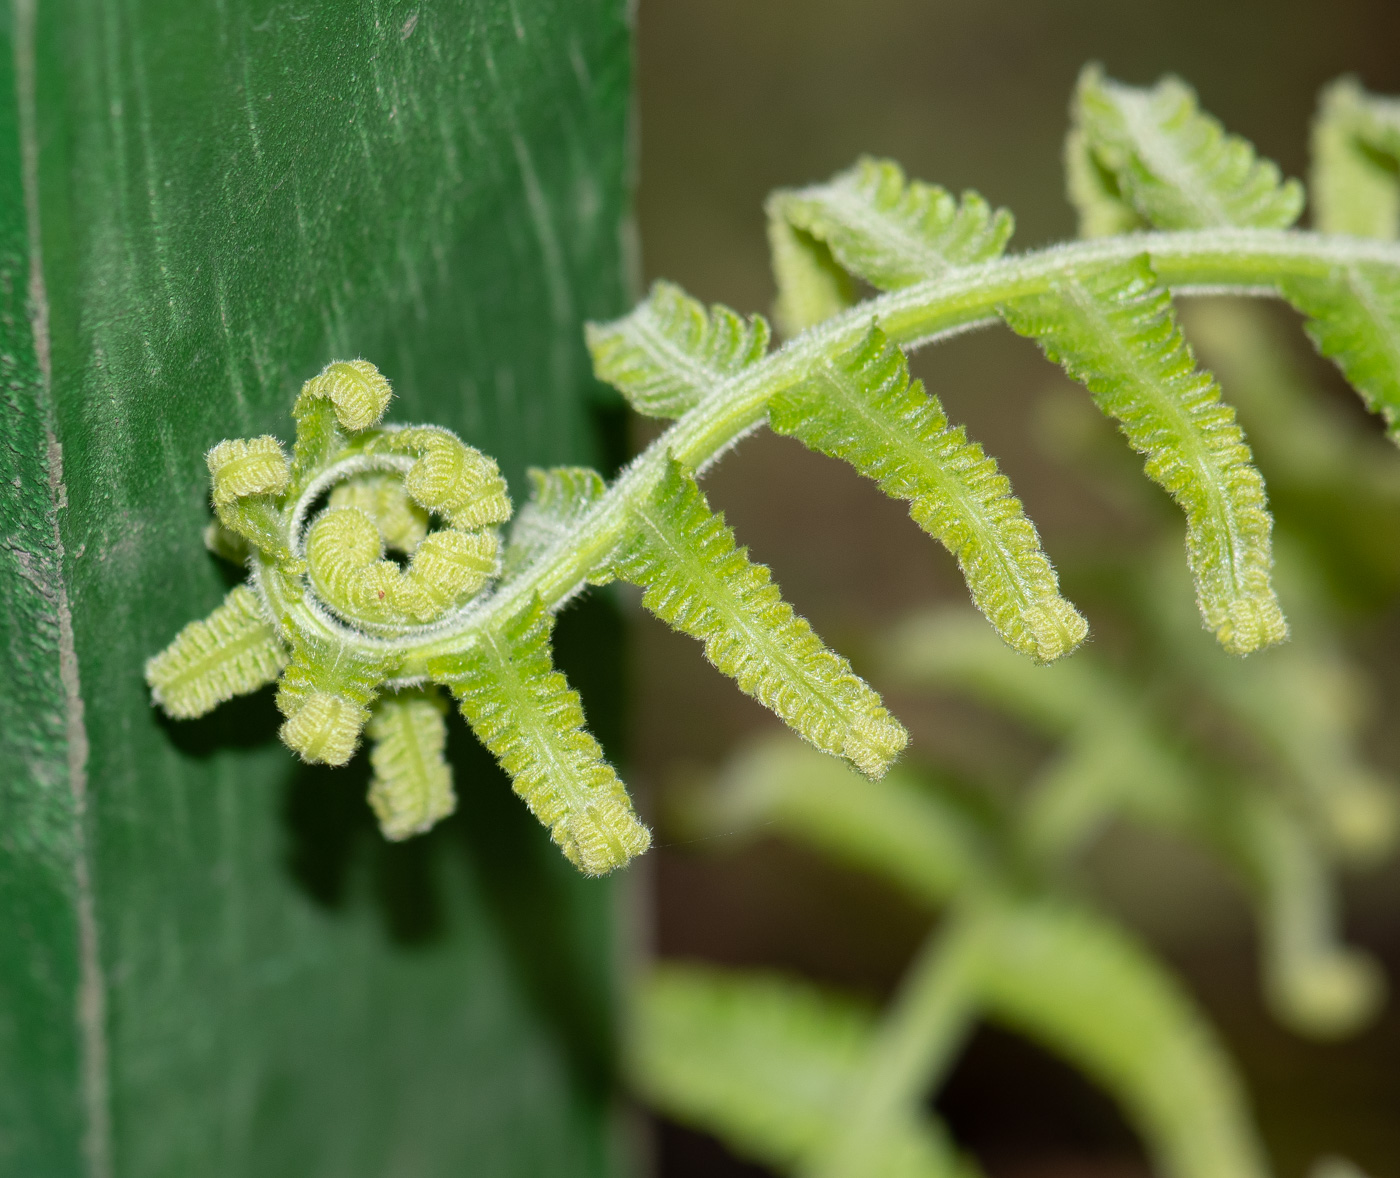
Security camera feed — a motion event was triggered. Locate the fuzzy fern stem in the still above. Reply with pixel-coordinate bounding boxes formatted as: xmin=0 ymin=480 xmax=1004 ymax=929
xmin=264 ymin=229 xmax=1400 ymax=676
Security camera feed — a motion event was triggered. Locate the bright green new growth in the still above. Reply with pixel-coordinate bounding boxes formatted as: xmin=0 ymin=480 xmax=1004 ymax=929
xmin=1281 ymin=266 xmax=1400 ymax=438
xmin=767 ymin=156 xmax=1014 ymax=335
xmin=146 ymin=584 xmax=288 ymax=719
xmin=150 ymin=67 xmax=1400 ymax=880
xmin=635 ymin=966 xmax=973 ymax=1178
xmin=1000 ymin=257 xmax=1285 ymax=653
xmin=642 ymin=733 xmax=1272 ymax=1178
xmin=586 ymin=280 xmax=771 ymax=419
xmin=365 ymin=687 xmax=456 ymax=841
xmin=432 ymin=600 xmax=650 ymax=875
xmin=1069 ymin=65 xmax=1304 ymax=233
xmin=613 ymin=460 xmax=907 ymax=778
xmin=1311 ymin=78 xmax=1400 ymax=239
xmin=771 ymin=324 xmax=1085 ymax=663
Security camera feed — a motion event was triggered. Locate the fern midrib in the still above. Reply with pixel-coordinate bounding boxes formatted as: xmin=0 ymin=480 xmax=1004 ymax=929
xmin=812 ymin=361 xmax=1044 ymax=615
xmin=481 ymin=625 xmax=587 ymax=806
xmin=1060 ymin=277 xmax=1250 ymax=605
xmin=628 ymin=493 xmax=859 ymax=727
xmin=627 ymin=306 xmax=731 ymax=409
xmin=1342 ymin=262 xmax=1400 ymax=398
xmin=254 ymin=230 xmax=1400 ymax=671
xmin=1116 ymin=90 xmax=1232 ymax=226
xmin=169 ymin=622 xmax=276 ymax=692
xmin=814 ymin=183 xmax=954 ymax=280
xmin=392 ymin=702 xmax=432 ymax=792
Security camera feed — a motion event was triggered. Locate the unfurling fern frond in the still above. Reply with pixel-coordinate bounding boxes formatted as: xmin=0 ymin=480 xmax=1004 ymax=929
xmin=633 ymin=967 xmax=973 ymax=1178
xmin=503 ymin=466 xmax=608 ymax=579
xmin=770 ymin=324 xmax=1085 ymax=662
xmin=275 ymin=634 xmax=383 ymax=766
xmin=1071 ymin=72 xmax=1400 ymax=452
xmin=365 ymin=687 xmax=456 ymax=841
xmin=585 ymin=281 xmax=771 ymax=418
xmin=149 ymin=66 xmax=1400 ymax=907
xmin=431 ymin=599 xmax=650 ymax=875
xmin=144 ymin=585 xmax=288 ymax=719
xmin=1311 ymin=78 xmax=1400 ymax=239
xmin=1070 ymin=65 xmax=1304 ymax=231
xmin=1001 ymin=257 xmax=1284 ymax=654
xmin=612 ymin=459 xmax=907 ymax=778
xmin=329 ymin=472 xmax=431 ymax=553
xmin=1279 ymin=265 xmax=1400 ymax=440
xmin=767 ymin=157 xmax=1013 ymax=334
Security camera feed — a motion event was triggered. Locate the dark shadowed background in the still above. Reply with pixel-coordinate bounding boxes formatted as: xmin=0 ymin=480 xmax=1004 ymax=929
xmin=628 ymin=3 xmax=1400 ymax=1176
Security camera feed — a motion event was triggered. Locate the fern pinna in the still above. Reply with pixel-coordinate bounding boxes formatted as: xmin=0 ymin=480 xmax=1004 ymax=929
xmin=149 ymin=65 xmax=1400 ymax=888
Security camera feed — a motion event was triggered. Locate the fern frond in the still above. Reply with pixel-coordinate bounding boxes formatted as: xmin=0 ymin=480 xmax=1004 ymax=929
xmin=431 ymin=599 xmax=650 ymax=875
xmin=1072 ymin=66 xmax=1303 ymax=232
xmin=206 ymin=436 xmax=296 ymax=564
xmin=1311 ymin=78 xmax=1400 ymax=239
xmin=771 ymin=325 xmax=1086 ymax=662
xmin=613 ymin=459 xmax=907 ymax=777
xmin=767 ymin=215 xmax=856 ymax=337
xmin=771 ymin=157 xmax=1014 ymax=289
xmin=632 ymin=966 xmax=974 ymax=1178
xmin=365 ymin=687 xmax=456 ymax=841
xmin=682 ymin=737 xmax=995 ymax=906
xmin=289 ymin=359 xmax=393 ymax=488
xmin=206 ymin=435 xmax=290 ymax=505
xmin=144 ymin=584 xmax=288 ymax=719
xmin=274 ymin=635 xmax=382 ymax=766
xmin=1280 ymin=264 xmax=1400 ymax=440
xmin=329 ymin=471 xmax=430 ymax=553
xmin=365 ymin=426 xmax=512 ymax=530
xmin=503 ymin=466 xmax=607 ymax=579
xmin=1229 ymin=793 xmax=1385 ymax=1039
xmin=586 ymin=281 xmax=771 ymax=419
xmin=304 ymin=505 xmax=497 ymax=626
xmin=978 ymin=900 xmax=1270 ymax=1178
xmin=1064 ymin=126 xmax=1144 ymax=238
xmin=1001 ymin=256 xmax=1285 ymax=654
xmin=767 ymin=157 xmax=1013 ymax=335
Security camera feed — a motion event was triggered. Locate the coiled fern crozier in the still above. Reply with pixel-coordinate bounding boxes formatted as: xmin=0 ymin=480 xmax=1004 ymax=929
xmin=149 ymin=65 xmax=1400 ymax=901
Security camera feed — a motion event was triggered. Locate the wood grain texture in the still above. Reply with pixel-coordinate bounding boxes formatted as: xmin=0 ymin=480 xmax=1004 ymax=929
xmin=0 ymin=0 xmax=635 ymax=1173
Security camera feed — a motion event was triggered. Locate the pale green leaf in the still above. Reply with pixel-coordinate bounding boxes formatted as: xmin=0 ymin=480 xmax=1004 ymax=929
xmin=767 ymin=214 xmax=857 ymax=337
xmin=1221 ymin=792 xmax=1384 ymax=1039
xmin=274 ymin=633 xmax=383 ymax=766
xmin=1311 ymin=77 xmax=1400 ymax=239
xmin=1064 ymin=126 xmax=1144 ymax=238
xmin=631 ymin=966 xmax=973 ymax=1178
xmin=365 ymin=687 xmax=457 ymax=841
xmin=766 ymin=157 xmax=1012 ymax=335
xmin=977 ymin=900 xmax=1269 ymax=1178
xmin=1280 ymin=262 xmax=1400 ymax=440
xmin=586 ymin=281 xmax=770 ymax=418
xmin=771 ymin=325 xmax=1086 ymax=663
xmin=680 ymin=736 xmax=996 ymax=906
xmin=613 ymin=460 xmax=908 ymax=777
xmin=503 ymin=465 xmax=607 ymax=579
xmin=329 ymin=471 xmax=431 ymax=553
xmin=430 ymin=598 xmax=650 ymax=876
xmin=145 ymin=584 xmax=289 ymax=720
xmin=1072 ymin=65 xmax=1304 ymax=230
xmin=1000 ymin=256 xmax=1285 ymax=654
xmin=770 ymin=157 xmax=1013 ymax=289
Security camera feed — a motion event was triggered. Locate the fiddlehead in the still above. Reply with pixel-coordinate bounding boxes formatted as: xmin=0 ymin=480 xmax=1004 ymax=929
xmin=151 ymin=66 xmax=1400 ymax=893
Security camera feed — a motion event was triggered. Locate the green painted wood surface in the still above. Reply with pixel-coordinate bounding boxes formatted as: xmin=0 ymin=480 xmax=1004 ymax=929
xmin=0 ymin=1 xmax=636 ymax=1173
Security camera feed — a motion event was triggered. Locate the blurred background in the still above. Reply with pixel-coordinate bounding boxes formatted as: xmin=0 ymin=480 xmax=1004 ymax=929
xmin=628 ymin=3 xmax=1400 ymax=1176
